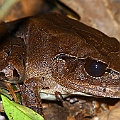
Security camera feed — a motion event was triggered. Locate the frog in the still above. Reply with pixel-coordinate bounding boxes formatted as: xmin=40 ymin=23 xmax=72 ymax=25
xmin=0 ymin=13 xmax=120 ymax=116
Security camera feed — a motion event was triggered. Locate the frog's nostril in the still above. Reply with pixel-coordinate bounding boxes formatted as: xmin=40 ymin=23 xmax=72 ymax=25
xmin=0 ymin=72 xmax=5 ymax=76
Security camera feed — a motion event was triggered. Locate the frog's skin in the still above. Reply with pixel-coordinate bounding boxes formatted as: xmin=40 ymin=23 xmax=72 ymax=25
xmin=0 ymin=13 xmax=120 ymax=114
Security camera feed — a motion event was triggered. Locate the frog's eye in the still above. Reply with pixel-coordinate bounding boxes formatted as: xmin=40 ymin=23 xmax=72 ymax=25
xmin=85 ymin=59 xmax=107 ymax=77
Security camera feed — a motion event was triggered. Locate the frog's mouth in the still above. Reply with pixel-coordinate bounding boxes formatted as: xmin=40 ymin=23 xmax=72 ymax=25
xmin=39 ymin=83 xmax=92 ymax=101
xmin=40 ymin=92 xmax=69 ymax=101
xmin=40 ymin=91 xmax=92 ymax=101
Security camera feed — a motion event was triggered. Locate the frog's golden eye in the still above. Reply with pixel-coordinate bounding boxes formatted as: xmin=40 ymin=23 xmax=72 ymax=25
xmin=85 ymin=59 xmax=107 ymax=77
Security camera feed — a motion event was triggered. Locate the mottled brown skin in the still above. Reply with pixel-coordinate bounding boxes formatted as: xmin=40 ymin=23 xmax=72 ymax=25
xmin=0 ymin=13 xmax=120 ymax=115
xmin=0 ymin=22 xmax=26 ymax=83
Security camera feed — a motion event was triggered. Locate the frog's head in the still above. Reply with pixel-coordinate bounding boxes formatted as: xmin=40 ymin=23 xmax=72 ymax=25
xmin=0 ymin=22 xmax=26 ymax=84
xmin=52 ymin=52 xmax=120 ymax=98
xmin=52 ymin=31 xmax=120 ymax=98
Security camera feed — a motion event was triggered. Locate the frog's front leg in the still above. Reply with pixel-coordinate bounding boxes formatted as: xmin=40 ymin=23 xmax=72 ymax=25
xmin=20 ymin=78 xmax=44 ymax=117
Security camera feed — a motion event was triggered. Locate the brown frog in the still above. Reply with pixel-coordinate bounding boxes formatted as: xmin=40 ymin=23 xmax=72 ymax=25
xmin=0 ymin=13 xmax=120 ymax=115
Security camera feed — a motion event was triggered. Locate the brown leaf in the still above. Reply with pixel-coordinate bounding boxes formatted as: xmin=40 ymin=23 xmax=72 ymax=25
xmin=93 ymin=101 xmax=120 ymax=120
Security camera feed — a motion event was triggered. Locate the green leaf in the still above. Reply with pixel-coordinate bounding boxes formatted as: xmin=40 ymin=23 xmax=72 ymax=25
xmin=1 ymin=95 xmax=44 ymax=120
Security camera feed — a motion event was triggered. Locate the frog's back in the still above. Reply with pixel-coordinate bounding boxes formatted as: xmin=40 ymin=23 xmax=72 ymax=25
xmin=15 ymin=13 xmax=119 ymax=79
xmin=16 ymin=13 xmax=88 ymax=79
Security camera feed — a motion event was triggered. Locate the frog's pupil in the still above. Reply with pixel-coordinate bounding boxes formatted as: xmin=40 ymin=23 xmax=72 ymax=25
xmin=85 ymin=59 xmax=107 ymax=77
xmin=90 ymin=61 xmax=104 ymax=76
